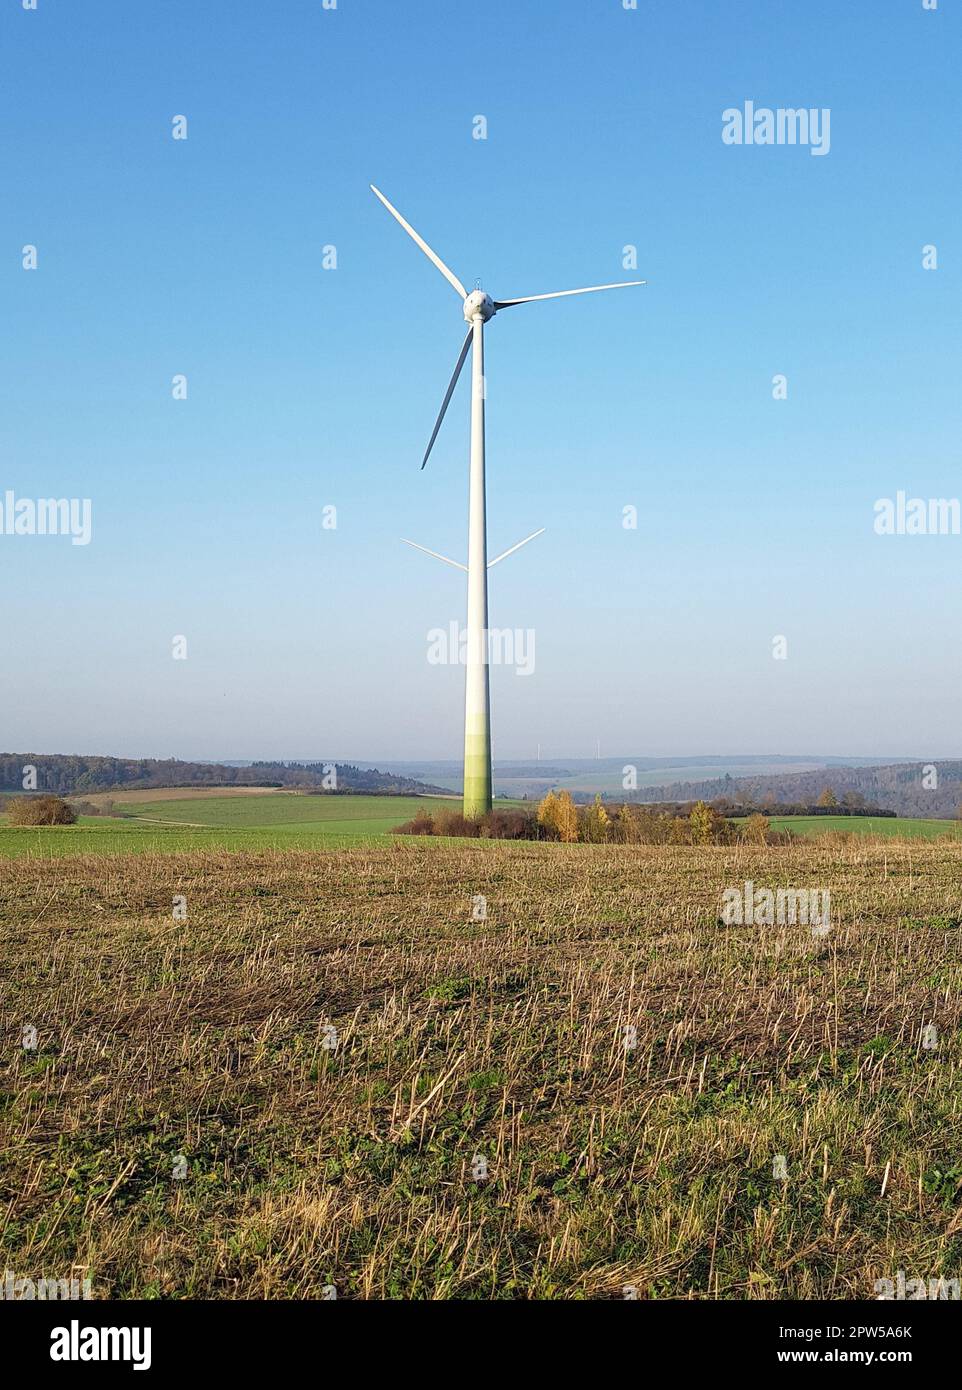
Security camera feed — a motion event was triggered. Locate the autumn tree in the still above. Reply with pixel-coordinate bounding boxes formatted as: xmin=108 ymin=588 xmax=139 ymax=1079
xmin=537 ymin=791 xmax=561 ymax=840
xmin=554 ymin=790 xmax=579 ymax=843
xmin=537 ymin=790 xmax=579 ymax=842
xmin=581 ymin=794 xmax=611 ymax=844
xmin=615 ymin=803 xmax=637 ymax=843
xmin=817 ymin=787 xmax=838 ymax=808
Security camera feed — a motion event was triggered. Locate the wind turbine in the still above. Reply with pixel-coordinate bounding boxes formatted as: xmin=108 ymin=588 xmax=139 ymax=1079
xmin=370 ymin=184 xmax=644 ymax=818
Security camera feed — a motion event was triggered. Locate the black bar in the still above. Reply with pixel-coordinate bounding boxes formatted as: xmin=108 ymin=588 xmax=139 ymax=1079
xmin=7 ymin=1299 xmax=953 ymax=1376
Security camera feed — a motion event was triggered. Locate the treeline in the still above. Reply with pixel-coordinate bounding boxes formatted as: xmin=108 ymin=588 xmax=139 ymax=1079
xmin=589 ymin=793 xmax=893 ymax=820
xmin=0 ymin=754 xmax=445 ymax=797
xmin=396 ymin=796 xmax=787 ymax=846
xmin=630 ymin=764 xmax=962 ymax=819
xmin=700 ymin=799 xmax=896 ymax=819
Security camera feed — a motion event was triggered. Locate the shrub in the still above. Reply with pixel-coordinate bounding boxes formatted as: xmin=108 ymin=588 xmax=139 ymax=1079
xmin=393 ymin=812 xmax=436 ymax=836
xmin=740 ymin=812 xmax=771 ymax=845
xmin=433 ymin=810 xmax=481 ymax=838
xmin=6 ymin=795 xmax=77 ymax=826
xmin=395 ymin=806 xmax=543 ymax=840
xmin=669 ymin=816 xmax=691 ymax=845
xmin=481 ymin=808 xmax=540 ymax=840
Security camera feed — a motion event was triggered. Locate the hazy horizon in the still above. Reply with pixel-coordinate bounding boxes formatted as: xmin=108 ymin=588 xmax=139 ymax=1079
xmin=0 ymin=747 xmax=929 ymax=768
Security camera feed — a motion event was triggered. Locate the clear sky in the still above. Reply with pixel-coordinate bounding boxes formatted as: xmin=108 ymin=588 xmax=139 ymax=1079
xmin=2 ymin=0 xmax=959 ymax=762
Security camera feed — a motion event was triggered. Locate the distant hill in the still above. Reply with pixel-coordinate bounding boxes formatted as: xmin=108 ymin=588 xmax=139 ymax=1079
xmin=629 ymin=761 xmax=962 ymax=819
xmin=369 ymin=754 xmax=907 ymax=800
xmin=0 ymin=754 xmax=447 ymax=798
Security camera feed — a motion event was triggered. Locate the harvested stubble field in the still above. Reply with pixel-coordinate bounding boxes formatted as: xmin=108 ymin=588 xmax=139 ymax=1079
xmin=1 ymin=837 xmax=961 ymax=1300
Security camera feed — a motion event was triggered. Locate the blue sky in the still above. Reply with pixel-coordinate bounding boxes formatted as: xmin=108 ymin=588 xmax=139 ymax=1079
xmin=2 ymin=0 xmax=959 ymax=762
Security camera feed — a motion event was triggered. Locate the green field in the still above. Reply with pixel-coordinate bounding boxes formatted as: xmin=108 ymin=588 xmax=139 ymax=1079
xmin=769 ymin=815 xmax=961 ymax=840
xmin=2 ymin=796 xmax=958 ymax=859
xmin=0 ymin=794 xmax=459 ymax=858
xmin=119 ymin=792 xmax=459 ymax=833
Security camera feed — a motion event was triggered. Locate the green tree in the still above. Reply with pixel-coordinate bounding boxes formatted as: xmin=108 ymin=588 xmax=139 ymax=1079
xmin=689 ymin=800 xmax=714 ymax=845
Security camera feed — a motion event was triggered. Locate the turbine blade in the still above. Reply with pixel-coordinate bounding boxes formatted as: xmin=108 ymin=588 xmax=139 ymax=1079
xmin=400 ymin=538 xmax=467 ymax=572
xmin=494 ymin=280 xmax=645 ymax=309
xmin=421 ymin=329 xmax=473 ymax=469
xmin=370 ymin=185 xmax=468 ymax=299
xmin=487 ymin=528 xmax=546 ymax=569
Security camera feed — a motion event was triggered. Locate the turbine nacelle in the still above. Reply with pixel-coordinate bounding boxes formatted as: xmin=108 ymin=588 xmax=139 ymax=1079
xmin=463 ymin=289 xmax=496 ymax=323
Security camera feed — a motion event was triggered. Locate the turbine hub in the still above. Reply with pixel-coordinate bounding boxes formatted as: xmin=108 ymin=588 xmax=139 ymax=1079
xmin=463 ymin=289 xmax=495 ymax=323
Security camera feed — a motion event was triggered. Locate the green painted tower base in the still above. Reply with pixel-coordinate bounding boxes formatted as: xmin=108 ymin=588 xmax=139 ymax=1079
xmin=463 ymin=711 xmax=492 ymax=818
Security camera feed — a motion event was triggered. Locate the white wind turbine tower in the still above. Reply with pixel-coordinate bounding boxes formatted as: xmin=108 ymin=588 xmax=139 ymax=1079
xmin=371 ymin=184 xmax=644 ymax=818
